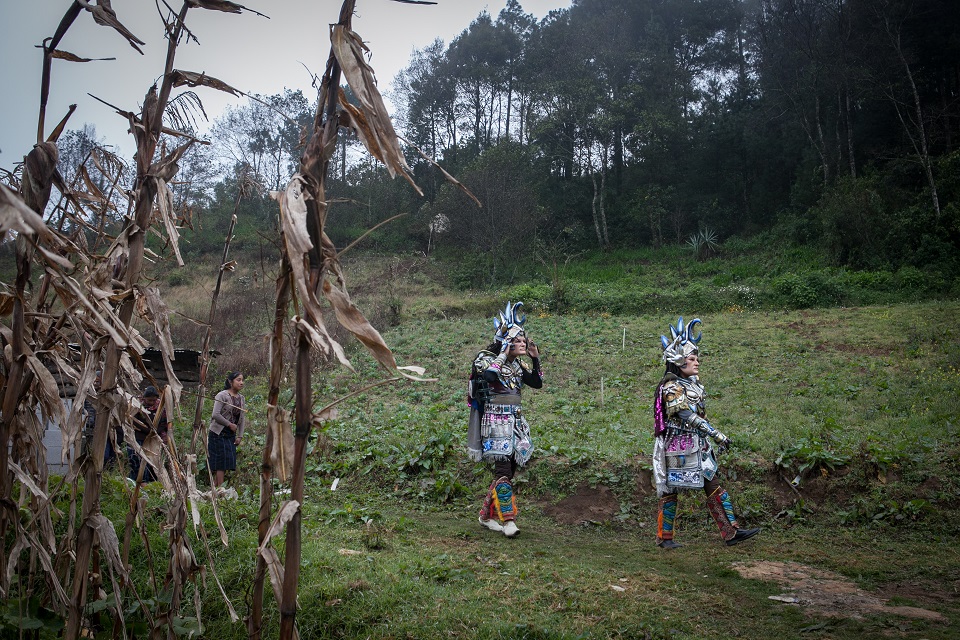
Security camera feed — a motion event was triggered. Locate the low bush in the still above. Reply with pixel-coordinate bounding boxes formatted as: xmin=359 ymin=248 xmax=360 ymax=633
xmin=772 ymin=271 xmax=843 ymax=308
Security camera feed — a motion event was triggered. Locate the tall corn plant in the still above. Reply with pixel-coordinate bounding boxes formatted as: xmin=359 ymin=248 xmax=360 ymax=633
xmin=248 ymin=1 xmax=486 ymax=636
xmin=62 ymin=4 xmax=275 ymax=637
xmin=0 ymin=2 xmax=140 ymax=635
xmin=0 ymin=1 xmax=467 ymax=638
xmin=0 ymin=1 xmax=263 ymax=637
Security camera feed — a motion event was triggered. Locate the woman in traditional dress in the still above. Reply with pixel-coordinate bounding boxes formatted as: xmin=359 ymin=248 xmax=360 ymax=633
xmin=468 ymin=302 xmax=543 ymax=537
xmin=653 ymin=317 xmax=761 ymax=548
xmin=208 ymin=371 xmax=246 ymax=487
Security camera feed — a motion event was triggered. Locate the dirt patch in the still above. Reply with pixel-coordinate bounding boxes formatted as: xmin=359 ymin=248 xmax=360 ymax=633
xmin=814 ymin=341 xmax=893 ymax=357
xmin=763 ymin=470 xmax=801 ymax=511
xmin=633 ymin=468 xmax=655 ymax=499
xmin=731 ymin=560 xmax=947 ymax=622
xmin=765 ymin=466 xmax=849 ymax=510
xmin=878 ymin=580 xmax=960 ymax=607
xmin=540 ymin=483 xmax=620 ymax=525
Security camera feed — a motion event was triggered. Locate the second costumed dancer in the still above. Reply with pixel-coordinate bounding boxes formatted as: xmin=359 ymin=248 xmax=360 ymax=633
xmin=652 ymin=317 xmax=761 ymax=548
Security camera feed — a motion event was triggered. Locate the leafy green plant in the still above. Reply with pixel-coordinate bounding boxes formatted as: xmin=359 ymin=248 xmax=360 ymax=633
xmin=772 ymin=271 xmax=842 ymax=308
xmin=324 ymin=503 xmax=381 ymax=525
xmin=774 ymin=498 xmax=813 ymax=524
xmin=386 ymin=431 xmax=458 ymax=474
xmin=838 ymin=495 xmax=932 ymax=525
xmin=0 ymin=596 xmax=64 ymax=637
xmin=775 ymin=438 xmax=850 ymax=476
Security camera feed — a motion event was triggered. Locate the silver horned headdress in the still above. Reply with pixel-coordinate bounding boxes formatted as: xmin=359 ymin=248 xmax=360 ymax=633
xmin=493 ymin=301 xmax=526 ymax=342
xmin=660 ymin=316 xmax=702 ymax=366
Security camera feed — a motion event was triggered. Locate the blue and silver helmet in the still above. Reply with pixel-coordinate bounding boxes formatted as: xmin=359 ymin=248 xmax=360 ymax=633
xmin=660 ymin=316 xmax=702 ymax=366
xmin=493 ymin=301 xmax=526 ymax=342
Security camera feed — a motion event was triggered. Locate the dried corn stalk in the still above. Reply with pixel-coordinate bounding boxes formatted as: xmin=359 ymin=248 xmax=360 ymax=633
xmin=265 ymin=1 xmax=443 ymax=638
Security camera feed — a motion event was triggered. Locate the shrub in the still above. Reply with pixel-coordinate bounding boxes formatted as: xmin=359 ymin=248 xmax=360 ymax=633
xmin=893 ymin=265 xmax=932 ymax=295
xmin=167 ymin=270 xmax=190 ymax=287
xmin=772 ymin=271 xmax=842 ymax=308
xmin=446 ymin=252 xmax=505 ymax=290
xmin=507 ymin=283 xmax=552 ymax=311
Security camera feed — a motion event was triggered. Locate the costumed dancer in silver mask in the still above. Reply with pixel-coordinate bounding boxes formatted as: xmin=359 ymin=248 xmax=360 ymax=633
xmin=652 ymin=317 xmax=761 ymax=549
xmin=468 ymin=302 xmax=543 ymax=537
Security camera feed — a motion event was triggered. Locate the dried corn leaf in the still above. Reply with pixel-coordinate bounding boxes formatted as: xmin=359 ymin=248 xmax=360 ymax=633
xmin=168 ymin=69 xmax=241 ymax=96
xmin=77 ymin=0 xmax=145 ymax=54
xmin=273 ymin=176 xmax=351 ymax=367
xmin=267 ymin=404 xmax=294 ymax=483
xmin=186 ymin=0 xmax=249 ymax=14
xmin=45 ymin=103 xmax=78 ymax=145
xmin=136 ymin=286 xmax=183 ymax=403
xmin=184 ymin=454 xmax=202 ymax=532
xmin=3 ymin=536 xmax=29 ymax=594
xmin=336 ymin=98 xmax=419 ymax=196
xmin=49 ymin=272 xmax=129 ymax=348
xmin=259 ymin=548 xmax=300 ymax=640
xmin=154 ymin=180 xmax=185 ymax=266
xmin=118 ymin=349 xmax=144 ymax=388
xmin=261 ymin=500 xmax=299 ymax=547
xmin=9 ymin=460 xmax=49 ymax=503
xmin=321 ymin=277 xmax=432 ymax=381
xmin=54 ymin=351 xmax=90 ymax=454
xmin=77 ymin=165 xmax=108 ymax=204
xmin=152 ymin=138 xmax=195 ymax=183
xmin=22 ymin=527 xmax=69 ymax=610
xmin=21 ymin=141 xmax=61 ymax=212
xmin=0 ymin=292 xmax=13 ymax=316
xmin=122 ymin=428 xmax=172 ymax=492
xmin=257 ymin=500 xmax=301 ymax=630
xmin=0 ymin=183 xmax=59 ymax=244
xmin=25 ymin=354 xmax=68 ymax=435
xmin=88 ymin=513 xmax=129 ymax=628
xmin=13 ymin=411 xmax=48 ymax=474
xmin=204 ymin=541 xmax=240 ymax=622
xmin=36 ymin=245 xmax=75 ymax=271
xmin=313 ymin=407 xmax=337 ymax=424
xmin=138 ymin=428 xmax=163 ymax=467
xmin=329 ymin=28 xmax=401 ymax=163
xmin=49 ymin=49 xmax=115 ymax=63
xmin=293 ymin=316 xmax=351 ymax=370
xmin=260 ymin=547 xmax=285 ymax=603
xmin=397 ymin=365 xmax=428 ymax=376
xmin=331 ymin=29 xmax=421 ymax=194
xmin=88 ymin=513 xmax=128 ymax=583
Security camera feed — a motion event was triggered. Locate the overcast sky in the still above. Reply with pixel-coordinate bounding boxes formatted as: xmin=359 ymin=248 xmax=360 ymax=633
xmin=0 ymin=0 xmax=569 ymax=166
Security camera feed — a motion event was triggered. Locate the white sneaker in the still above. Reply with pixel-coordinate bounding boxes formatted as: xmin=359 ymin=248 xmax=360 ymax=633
xmin=479 ymin=517 xmax=503 ymax=532
xmin=502 ymin=520 xmax=519 ymax=537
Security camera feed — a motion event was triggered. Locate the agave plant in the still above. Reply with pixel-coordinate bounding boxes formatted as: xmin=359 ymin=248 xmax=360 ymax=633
xmin=686 ymin=227 xmax=720 ymax=261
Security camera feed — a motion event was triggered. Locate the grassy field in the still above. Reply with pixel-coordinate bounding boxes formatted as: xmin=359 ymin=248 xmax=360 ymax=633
xmin=109 ymin=480 xmax=956 ymax=640
xmin=80 ymin=300 xmax=960 ymax=639
xmin=7 ymin=239 xmax=958 ymax=638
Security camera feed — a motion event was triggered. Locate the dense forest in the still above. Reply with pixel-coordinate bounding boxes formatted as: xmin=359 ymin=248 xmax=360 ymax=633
xmin=50 ymin=0 xmax=960 ymax=285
